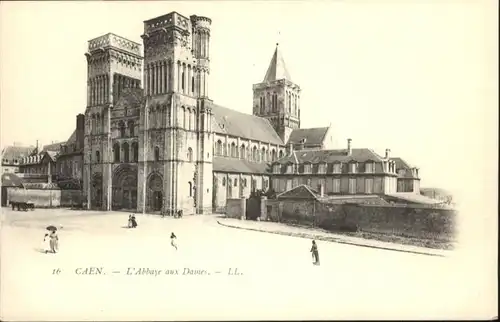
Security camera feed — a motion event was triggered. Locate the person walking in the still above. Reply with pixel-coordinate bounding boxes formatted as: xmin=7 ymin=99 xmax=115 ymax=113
xmin=310 ymin=240 xmax=320 ymax=265
xmin=49 ymin=230 xmax=59 ymax=254
xmin=170 ymin=232 xmax=178 ymax=250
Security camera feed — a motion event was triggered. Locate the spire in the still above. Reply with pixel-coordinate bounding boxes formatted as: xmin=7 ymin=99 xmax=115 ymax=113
xmin=263 ymin=43 xmax=292 ymax=83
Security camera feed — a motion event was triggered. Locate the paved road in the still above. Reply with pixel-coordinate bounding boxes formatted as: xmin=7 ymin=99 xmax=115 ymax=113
xmin=0 ymin=208 xmax=472 ymax=320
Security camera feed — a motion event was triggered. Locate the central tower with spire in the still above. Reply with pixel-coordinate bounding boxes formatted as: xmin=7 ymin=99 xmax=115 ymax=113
xmin=253 ymin=43 xmax=301 ymax=144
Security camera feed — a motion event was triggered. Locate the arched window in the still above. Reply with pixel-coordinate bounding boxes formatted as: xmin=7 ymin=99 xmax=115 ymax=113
xmin=191 ymin=76 xmax=195 ymax=93
xmin=252 ymin=146 xmax=258 ymax=162
xmin=182 ymin=71 xmax=185 ymax=90
xmin=188 ymin=181 xmax=193 ymax=197
xmin=154 ymin=146 xmax=160 ymax=161
xmin=222 ymin=177 xmax=226 ymax=186
xmin=216 ymin=140 xmax=222 ymax=155
xmin=271 ymin=149 xmax=276 ymax=161
xmin=240 ymin=144 xmax=246 ymax=159
xmin=95 ymin=150 xmax=100 ymax=163
xmin=234 ymin=179 xmax=238 ymax=187
xmin=113 ymin=143 xmax=120 ymax=162
xmin=128 ymin=121 xmax=134 ymax=137
xmin=231 ymin=142 xmax=236 ymax=158
xmin=119 ymin=121 xmax=126 ymax=137
xmin=279 ymin=150 xmax=284 ymax=158
xmin=122 ymin=142 xmax=129 ymax=163
xmin=261 ymin=147 xmax=266 ymax=162
xmin=132 ymin=142 xmax=138 ymax=162
xmin=187 ymin=147 xmax=193 ymax=162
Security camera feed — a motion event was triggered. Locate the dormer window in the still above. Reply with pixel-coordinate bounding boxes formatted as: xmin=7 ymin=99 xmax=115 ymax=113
xmin=318 ymin=163 xmax=327 ymax=174
xmin=365 ymin=162 xmax=375 ymax=173
xmin=286 ymin=164 xmax=293 ymax=174
xmin=304 ymin=163 xmax=312 ymax=174
xmin=349 ymin=162 xmax=357 ymax=173
xmin=398 ymin=169 xmax=406 ymax=176
xmin=333 ymin=163 xmax=341 ymax=174
xmin=273 ymin=164 xmax=281 ymax=174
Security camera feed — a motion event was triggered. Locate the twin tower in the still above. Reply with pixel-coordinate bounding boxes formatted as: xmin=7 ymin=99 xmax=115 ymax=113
xmin=83 ymin=12 xmax=214 ymax=213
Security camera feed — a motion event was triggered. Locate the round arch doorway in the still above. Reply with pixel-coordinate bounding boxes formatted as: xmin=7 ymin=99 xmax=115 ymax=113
xmin=112 ymin=165 xmax=138 ymax=211
xmin=147 ymin=173 xmax=163 ymax=212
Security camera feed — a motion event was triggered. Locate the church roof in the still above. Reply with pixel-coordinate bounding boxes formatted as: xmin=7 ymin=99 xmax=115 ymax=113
xmin=287 ymin=127 xmax=330 ymax=145
xmin=213 ymin=157 xmax=270 ymax=174
xmin=263 ymin=44 xmax=292 ymax=83
xmin=275 ymin=148 xmax=385 ymax=165
xmin=211 ymin=104 xmax=283 ymax=145
xmin=41 ymin=142 xmax=65 ymax=152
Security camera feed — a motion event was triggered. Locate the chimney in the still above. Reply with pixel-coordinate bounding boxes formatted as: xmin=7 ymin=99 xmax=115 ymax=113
xmin=76 ymin=114 xmax=85 ymax=150
xmin=347 ymin=138 xmax=352 ymax=155
xmin=385 ymin=148 xmax=391 ymax=159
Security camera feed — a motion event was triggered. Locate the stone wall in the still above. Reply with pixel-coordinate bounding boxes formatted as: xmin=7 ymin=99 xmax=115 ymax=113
xmin=266 ymin=199 xmax=457 ymax=241
xmin=7 ymin=187 xmax=83 ymax=208
xmin=226 ymin=198 xmax=245 ymax=219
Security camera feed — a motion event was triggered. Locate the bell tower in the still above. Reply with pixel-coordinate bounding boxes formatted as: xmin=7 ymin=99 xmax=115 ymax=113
xmin=83 ymin=33 xmax=142 ymax=210
xmin=253 ymin=44 xmax=301 ymax=144
xmin=138 ymin=12 xmax=213 ymax=215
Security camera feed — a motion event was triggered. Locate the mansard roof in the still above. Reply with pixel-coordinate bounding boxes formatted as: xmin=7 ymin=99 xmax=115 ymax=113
xmin=263 ymin=44 xmax=292 ymax=83
xmin=287 ymin=127 xmax=330 ymax=146
xmin=211 ymin=104 xmax=283 ymax=145
xmin=275 ymin=148 xmax=385 ymax=165
xmin=391 ymin=157 xmax=418 ymax=179
xmin=1 ymin=146 xmax=34 ymax=163
xmin=213 ymin=157 xmax=270 ymax=174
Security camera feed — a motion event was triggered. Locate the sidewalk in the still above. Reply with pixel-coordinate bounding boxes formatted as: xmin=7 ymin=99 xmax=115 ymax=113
xmin=217 ymin=218 xmax=450 ymax=257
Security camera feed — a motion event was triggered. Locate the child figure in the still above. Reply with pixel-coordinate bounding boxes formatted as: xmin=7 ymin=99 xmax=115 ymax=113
xmin=170 ymin=232 xmax=178 ymax=250
xmin=43 ymin=233 xmax=50 ymax=254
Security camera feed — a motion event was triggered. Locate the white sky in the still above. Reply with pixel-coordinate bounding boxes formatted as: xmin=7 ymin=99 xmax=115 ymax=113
xmin=1 ymin=1 xmax=497 ymax=195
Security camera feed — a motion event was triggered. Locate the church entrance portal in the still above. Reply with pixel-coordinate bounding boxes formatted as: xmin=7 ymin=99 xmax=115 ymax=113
xmin=147 ymin=173 xmax=163 ymax=213
xmin=112 ymin=165 xmax=138 ymax=211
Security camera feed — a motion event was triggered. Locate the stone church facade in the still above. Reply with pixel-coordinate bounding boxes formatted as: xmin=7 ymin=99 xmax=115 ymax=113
xmin=83 ymin=11 xmax=419 ymax=214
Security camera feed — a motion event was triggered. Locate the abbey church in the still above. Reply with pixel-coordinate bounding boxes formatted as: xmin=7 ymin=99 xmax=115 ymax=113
xmin=83 ymin=11 xmax=421 ymax=214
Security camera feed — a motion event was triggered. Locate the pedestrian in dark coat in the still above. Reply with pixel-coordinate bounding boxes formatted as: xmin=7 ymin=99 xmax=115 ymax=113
xmin=310 ymin=240 xmax=320 ymax=265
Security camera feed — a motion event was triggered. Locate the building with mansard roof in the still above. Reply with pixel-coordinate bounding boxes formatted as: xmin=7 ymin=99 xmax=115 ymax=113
xmin=82 ymin=11 xmax=421 ymax=214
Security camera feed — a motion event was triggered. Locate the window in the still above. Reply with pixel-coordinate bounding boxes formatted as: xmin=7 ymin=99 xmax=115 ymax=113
xmin=95 ymin=151 xmax=100 ymax=163
xmin=181 ymin=72 xmax=185 ymax=90
xmin=187 ymin=147 xmax=193 ymax=162
xmin=273 ymin=164 xmax=281 ymax=174
xmin=216 ymin=140 xmax=223 ymax=156
xmin=286 ymin=164 xmax=293 ymax=174
xmin=128 ymin=121 xmax=135 ymax=137
xmin=304 ymin=163 xmax=311 ymax=174
xmin=240 ymin=144 xmax=246 ymax=159
xmin=189 ymin=181 xmax=193 ymax=197
xmin=231 ymin=142 xmax=236 ymax=157
xmin=154 ymin=147 xmax=160 ymax=161
xmin=252 ymin=146 xmax=258 ymax=162
xmin=349 ymin=178 xmax=356 ymax=194
xmin=122 ymin=143 xmax=129 ymax=163
xmin=333 ymin=178 xmax=340 ymax=193
xmin=234 ymin=179 xmax=238 ymax=187
xmin=365 ymin=162 xmax=374 ymax=173
xmin=113 ymin=142 xmax=124 ymax=163
xmin=132 ymin=142 xmax=139 ymax=162
xmin=261 ymin=147 xmax=266 ymax=162
xmin=365 ymin=178 xmax=374 ymax=194
xmin=119 ymin=122 xmax=126 ymax=137
xmin=279 ymin=150 xmax=284 ymax=158
xmin=191 ymin=76 xmax=195 ymax=93
xmin=349 ymin=162 xmax=357 ymax=173
xmin=319 ymin=163 xmax=327 ymax=174
xmin=222 ymin=177 xmax=226 ymax=186
xmin=271 ymin=149 xmax=276 ymax=161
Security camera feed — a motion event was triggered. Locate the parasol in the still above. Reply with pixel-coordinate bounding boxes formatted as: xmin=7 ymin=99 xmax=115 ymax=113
xmin=46 ymin=225 xmax=57 ymax=231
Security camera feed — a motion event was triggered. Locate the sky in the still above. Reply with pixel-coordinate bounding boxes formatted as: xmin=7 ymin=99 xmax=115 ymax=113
xmin=0 ymin=1 xmax=497 ymax=196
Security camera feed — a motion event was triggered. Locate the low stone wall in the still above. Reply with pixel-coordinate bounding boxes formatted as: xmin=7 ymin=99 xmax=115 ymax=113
xmin=226 ymin=198 xmax=246 ymax=219
xmin=6 ymin=187 xmax=83 ymax=208
xmin=265 ymin=199 xmax=457 ymax=242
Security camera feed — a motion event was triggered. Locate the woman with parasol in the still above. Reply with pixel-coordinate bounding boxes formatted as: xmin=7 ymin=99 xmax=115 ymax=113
xmin=46 ymin=225 xmax=60 ymax=253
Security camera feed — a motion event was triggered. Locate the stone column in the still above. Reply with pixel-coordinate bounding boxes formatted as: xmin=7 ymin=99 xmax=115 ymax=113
xmin=188 ymin=66 xmax=192 ymax=95
xmin=160 ymin=61 xmax=164 ymax=94
xmin=260 ymin=196 xmax=267 ymax=221
xmin=177 ymin=62 xmax=182 ymax=92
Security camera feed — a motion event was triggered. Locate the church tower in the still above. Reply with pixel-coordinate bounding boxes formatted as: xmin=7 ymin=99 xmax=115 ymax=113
xmin=83 ymin=33 xmax=142 ymax=210
xmin=253 ymin=44 xmax=301 ymax=144
xmin=139 ymin=12 xmax=213 ymax=215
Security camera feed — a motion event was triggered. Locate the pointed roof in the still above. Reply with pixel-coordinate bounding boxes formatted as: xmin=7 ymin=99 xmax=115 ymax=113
xmin=263 ymin=44 xmax=292 ymax=83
